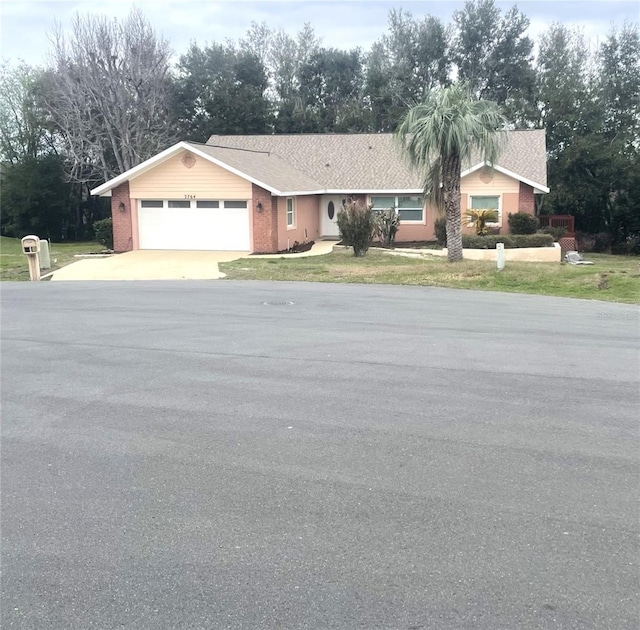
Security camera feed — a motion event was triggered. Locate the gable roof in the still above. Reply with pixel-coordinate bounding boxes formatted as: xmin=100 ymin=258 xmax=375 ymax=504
xmin=91 ymin=130 xmax=548 ymax=197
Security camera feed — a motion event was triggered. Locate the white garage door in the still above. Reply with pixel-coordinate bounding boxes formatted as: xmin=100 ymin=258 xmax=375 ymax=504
xmin=138 ymin=200 xmax=250 ymax=251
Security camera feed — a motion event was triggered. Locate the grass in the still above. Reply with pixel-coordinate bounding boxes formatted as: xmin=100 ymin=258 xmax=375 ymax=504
xmin=220 ymin=249 xmax=640 ymax=304
xmin=0 ymin=236 xmax=104 ymax=281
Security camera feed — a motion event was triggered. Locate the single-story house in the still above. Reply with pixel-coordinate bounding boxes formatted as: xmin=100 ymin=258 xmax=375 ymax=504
xmin=91 ymin=130 xmax=548 ymax=253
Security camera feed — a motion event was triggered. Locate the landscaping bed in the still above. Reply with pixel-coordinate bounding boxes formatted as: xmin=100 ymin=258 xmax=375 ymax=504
xmin=277 ymin=240 xmax=315 ymax=254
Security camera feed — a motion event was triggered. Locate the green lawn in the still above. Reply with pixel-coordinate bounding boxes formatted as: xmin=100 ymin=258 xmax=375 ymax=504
xmin=0 ymin=236 xmax=104 ymax=281
xmin=220 ymin=249 xmax=640 ymax=304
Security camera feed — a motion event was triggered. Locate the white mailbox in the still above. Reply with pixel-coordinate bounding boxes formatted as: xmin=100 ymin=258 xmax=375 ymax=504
xmin=21 ymin=235 xmax=41 ymax=255
xmin=21 ymin=235 xmax=41 ymax=281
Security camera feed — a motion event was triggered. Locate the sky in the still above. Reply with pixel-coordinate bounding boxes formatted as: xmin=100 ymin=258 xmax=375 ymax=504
xmin=1 ymin=0 xmax=638 ymax=66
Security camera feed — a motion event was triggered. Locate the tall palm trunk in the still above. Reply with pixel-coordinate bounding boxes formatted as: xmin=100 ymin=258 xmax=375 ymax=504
xmin=442 ymin=153 xmax=463 ymax=261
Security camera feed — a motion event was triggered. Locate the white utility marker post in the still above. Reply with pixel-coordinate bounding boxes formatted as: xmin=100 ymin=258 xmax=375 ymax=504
xmin=39 ymin=239 xmax=51 ymax=270
xmin=21 ymin=235 xmax=41 ymax=281
xmin=496 ymin=242 xmax=505 ymax=271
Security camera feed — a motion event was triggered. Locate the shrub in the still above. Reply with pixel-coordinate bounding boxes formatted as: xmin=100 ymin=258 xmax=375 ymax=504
xmin=336 ymin=200 xmax=376 ymax=256
xmin=462 ymin=234 xmax=554 ymax=249
xmin=576 ymin=232 xmax=595 ymax=252
xmin=541 ymin=225 xmax=568 ymax=241
xmin=93 ymin=217 xmax=113 ymax=250
xmin=465 ymin=208 xmax=499 ymax=235
xmin=508 ymin=212 xmax=538 ymax=234
xmin=373 ymin=207 xmax=400 ymax=247
xmin=610 ymin=237 xmax=640 ymax=256
xmin=434 ymin=217 xmax=447 ymax=246
xmin=593 ymin=232 xmax=611 ymax=253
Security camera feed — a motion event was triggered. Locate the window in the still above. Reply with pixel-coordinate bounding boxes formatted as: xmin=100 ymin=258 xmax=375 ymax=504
xmin=470 ymin=195 xmax=501 ymax=223
xmin=286 ymin=198 xmax=295 ymax=227
xmin=168 ymin=200 xmax=190 ymax=208
xmin=370 ymin=196 xmax=394 ymax=212
xmin=370 ymin=195 xmax=424 ymax=222
xmin=197 ymin=200 xmax=219 ymax=208
xmin=224 ymin=201 xmax=248 ymax=209
xmin=397 ymin=196 xmax=424 ymax=222
xmin=140 ymin=200 xmax=163 ymax=208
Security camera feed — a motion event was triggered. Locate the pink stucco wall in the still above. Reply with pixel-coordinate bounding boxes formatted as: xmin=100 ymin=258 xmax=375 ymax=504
xmin=277 ymin=195 xmax=320 ymax=251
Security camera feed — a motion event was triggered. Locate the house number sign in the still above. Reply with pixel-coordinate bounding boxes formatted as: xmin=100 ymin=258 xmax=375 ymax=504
xmin=184 ymin=194 xmax=196 ymax=199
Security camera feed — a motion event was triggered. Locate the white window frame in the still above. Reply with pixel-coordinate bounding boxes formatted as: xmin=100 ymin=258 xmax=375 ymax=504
xmin=139 ymin=200 xmax=250 ymax=210
xmin=286 ymin=197 xmax=295 ymax=228
xmin=469 ymin=195 xmax=502 ymax=226
xmin=369 ymin=195 xmax=424 ymax=223
xmin=222 ymin=200 xmax=248 ymax=209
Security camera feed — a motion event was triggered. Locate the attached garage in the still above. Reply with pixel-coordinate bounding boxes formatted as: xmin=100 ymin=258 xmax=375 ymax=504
xmin=137 ymin=199 xmax=250 ymax=251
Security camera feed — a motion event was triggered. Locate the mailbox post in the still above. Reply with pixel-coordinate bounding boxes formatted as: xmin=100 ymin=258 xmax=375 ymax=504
xmin=21 ymin=235 xmax=41 ymax=281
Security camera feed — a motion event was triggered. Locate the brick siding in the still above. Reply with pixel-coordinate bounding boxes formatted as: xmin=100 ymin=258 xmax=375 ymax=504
xmin=252 ymin=184 xmax=278 ymax=253
xmin=111 ymin=182 xmax=133 ymax=252
xmin=518 ymin=181 xmax=535 ymax=215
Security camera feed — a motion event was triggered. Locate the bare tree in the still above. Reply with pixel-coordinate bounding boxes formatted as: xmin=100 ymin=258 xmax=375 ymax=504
xmin=40 ymin=8 xmax=177 ymax=184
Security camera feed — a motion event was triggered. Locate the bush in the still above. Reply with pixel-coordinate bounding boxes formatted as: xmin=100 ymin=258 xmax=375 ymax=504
xmin=93 ymin=217 xmax=113 ymax=249
xmin=610 ymin=237 xmax=640 ymax=256
xmin=462 ymin=234 xmax=554 ymax=249
xmin=434 ymin=217 xmax=447 ymax=246
xmin=373 ymin=207 xmax=400 ymax=247
xmin=541 ymin=225 xmax=568 ymax=241
xmin=593 ymin=232 xmax=612 ymax=253
xmin=508 ymin=212 xmax=539 ymax=234
xmin=336 ymin=200 xmax=376 ymax=256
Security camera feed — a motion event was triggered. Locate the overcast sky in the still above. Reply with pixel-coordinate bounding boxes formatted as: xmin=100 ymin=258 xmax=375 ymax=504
xmin=1 ymin=0 xmax=638 ymax=66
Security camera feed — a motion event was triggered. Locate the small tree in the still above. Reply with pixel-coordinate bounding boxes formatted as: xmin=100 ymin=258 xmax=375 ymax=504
xmin=373 ymin=207 xmax=400 ymax=247
xmin=465 ymin=208 xmax=499 ymax=235
xmin=336 ymin=199 xmax=376 ymax=256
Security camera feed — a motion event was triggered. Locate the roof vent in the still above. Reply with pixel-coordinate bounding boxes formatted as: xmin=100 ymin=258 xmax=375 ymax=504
xmin=325 ymin=163 xmax=330 ymax=167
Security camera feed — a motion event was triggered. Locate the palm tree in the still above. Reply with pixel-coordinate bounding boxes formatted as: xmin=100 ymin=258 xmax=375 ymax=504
xmin=396 ymin=84 xmax=507 ymax=261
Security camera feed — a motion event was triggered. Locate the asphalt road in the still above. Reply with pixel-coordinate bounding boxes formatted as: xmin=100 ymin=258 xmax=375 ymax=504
xmin=1 ymin=281 xmax=638 ymax=630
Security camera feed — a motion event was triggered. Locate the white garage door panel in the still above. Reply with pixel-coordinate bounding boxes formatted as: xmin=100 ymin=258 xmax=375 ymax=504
xmin=138 ymin=207 xmax=250 ymax=251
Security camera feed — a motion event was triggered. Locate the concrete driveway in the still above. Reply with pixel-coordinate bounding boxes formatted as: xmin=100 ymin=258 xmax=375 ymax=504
xmin=48 ymin=241 xmax=336 ymax=281
xmin=49 ymin=250 xmax=249 ymax=281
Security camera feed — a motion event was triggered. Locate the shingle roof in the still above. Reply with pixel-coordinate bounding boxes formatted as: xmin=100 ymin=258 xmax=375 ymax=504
xmin=204 ymin=130 xmax=548 ymax=193
xmin=187 ymin=143 xmax=324 ymax=193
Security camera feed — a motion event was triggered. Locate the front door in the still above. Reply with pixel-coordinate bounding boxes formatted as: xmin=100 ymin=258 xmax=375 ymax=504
xmin=321 ymin=195 xmax=343 ymax=238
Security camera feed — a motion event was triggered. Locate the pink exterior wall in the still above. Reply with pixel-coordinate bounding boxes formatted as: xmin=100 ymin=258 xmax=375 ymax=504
xmin=277 ymin=195 xmax=320 ymax=251
xmin=107 ymin=163 xmax=539 ymax=251
xmin=502 ymin=193 xmax=520 ymax=234
xmin=111 ymin=182 xmax=133 ymax=252
xmin=395 ymin=220 xmax=431 ymax=242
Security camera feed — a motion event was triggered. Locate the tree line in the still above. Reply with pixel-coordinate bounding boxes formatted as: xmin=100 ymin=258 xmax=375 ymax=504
xmin=1 ymin=1 xmax=638 ymax=248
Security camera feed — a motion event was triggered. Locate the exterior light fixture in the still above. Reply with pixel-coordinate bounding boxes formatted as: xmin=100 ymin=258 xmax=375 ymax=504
xmin=256 ymin=201 xmax=263 ymax=212
xmin=118 ymin=202 xmax=126 ymax=212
